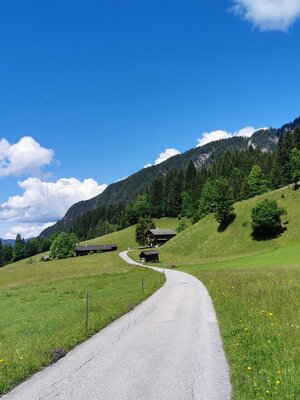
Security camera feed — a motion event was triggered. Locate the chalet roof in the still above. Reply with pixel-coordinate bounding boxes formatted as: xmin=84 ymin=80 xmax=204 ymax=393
xmin=140 ymin=250 xmax=160 ymax=256
xmin=75 ymin=244 xmax=117 ymax=251
xmin=147 ymin=229 xmax=176 ymax=236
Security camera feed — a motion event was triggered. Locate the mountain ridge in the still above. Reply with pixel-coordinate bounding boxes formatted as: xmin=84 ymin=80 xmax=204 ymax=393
xmin=40 ymin=116 xmax=300 ymax=238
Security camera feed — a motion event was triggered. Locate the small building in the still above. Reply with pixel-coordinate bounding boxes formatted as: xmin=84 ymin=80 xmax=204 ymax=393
xmin=75 ymin=244 xmax=117 ymax=257
xmin=146 ymin=229 xmax=177 ymax=246
xmin=139 ymin=250 xmax=160 ymax=263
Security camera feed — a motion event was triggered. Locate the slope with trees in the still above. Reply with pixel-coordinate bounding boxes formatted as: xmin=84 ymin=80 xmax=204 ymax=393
xmin=41 ymin=116 xmax=300 ymax=238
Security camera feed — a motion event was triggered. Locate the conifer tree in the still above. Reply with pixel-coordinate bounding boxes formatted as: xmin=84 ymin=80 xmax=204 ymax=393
xmin=149 ymin=177 xmax=164 ymax=217
xmin=271 ymin=133 xmax=293 ymax=188
xmin=291 ymin=148 xmax=300 ymax=189
xmin=247 ymin=165 xmax=269 ymax=197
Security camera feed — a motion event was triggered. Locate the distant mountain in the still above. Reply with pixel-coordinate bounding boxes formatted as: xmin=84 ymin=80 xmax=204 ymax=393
xmin=40 ymin=116 xmax=300 ymax=238
xmin=0 ymin=238 xmax=15 ymax=246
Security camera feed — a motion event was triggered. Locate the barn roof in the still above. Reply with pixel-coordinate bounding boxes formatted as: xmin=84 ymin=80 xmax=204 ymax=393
xmin=75 ymin=244 xmax=117 ymax=251
xmin=140 ymin=250 xmax=160 ymax=256
xmin=147 ymin=229 xmax=176 ymax=236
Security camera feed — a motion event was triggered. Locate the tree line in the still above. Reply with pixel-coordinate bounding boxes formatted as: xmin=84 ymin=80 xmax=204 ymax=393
xmin=1 ymin=128 xmax=299 ymax=266
xmin=0 ymin=234 xmax=52 ymax=268
xmin=70 ymin=128 xmax=300 ymax=242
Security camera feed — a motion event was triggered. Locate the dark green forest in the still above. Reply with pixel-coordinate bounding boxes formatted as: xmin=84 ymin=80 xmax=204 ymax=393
xmin=69 ymin=128 xmax=300 ymax=241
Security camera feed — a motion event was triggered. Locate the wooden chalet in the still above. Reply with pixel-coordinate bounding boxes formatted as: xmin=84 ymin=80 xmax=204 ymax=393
xmin=146 ymin=229 xmax=177 ymax=246
xmin=75 ymin=244 xmax=117 ymax=257
xmin=139 ymin=250 xmax=160 ymax=263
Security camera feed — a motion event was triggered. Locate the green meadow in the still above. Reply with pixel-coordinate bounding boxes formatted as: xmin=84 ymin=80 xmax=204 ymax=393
xmin=159 ymin=186 xmax=300 ymax=400
xmin=0 ymin=236 xmax=168 ymax=394
xmin=0 ymin=217 xmax=176 ymax=394
xmin=1 ymin=191 xmax=300 ymax=399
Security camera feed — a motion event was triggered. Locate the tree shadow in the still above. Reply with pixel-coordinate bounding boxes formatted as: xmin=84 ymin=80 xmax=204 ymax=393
xmin=217 ymin=213 xmax=236 ymax=233
xmin=252 ymin=226 xmax=287 ymax=241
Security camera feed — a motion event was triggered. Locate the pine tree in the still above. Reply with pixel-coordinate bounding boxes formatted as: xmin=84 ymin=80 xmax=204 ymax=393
xmin=247 ymin=165 xmax=269 ymax=197
xmin=271 ymin=133 xmax=293 ymax=188
xmin=149 ymin=177 xmax=164 ymax=218
xmin=12 ymin=234 xmax=26 ymax=262
xmin=291 ymin=148 xmax=300 ymax=189
xmin=293 ymin=128 xmax=300 ymax=150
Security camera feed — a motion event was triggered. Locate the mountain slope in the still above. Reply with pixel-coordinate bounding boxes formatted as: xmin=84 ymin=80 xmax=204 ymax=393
xmin=160 ymin=185 xmax=300 ymax=265
xmin=40 ymin=117 xmax=300 ymax=237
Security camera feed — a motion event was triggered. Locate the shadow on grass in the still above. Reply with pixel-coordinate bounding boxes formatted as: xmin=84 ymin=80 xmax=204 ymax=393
xmin=217 ymin=214 xmax=236 ymax=233
xmin=252 ymin=226 xmax=287 ymax=241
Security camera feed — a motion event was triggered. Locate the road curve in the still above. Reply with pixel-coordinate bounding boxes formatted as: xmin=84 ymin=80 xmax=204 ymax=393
xmin=1 ymin=252 xmax=231 ymax=400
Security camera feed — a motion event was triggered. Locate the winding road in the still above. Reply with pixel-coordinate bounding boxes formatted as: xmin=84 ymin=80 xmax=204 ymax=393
xmin=1 ymin=252 xmax=231 ymax=400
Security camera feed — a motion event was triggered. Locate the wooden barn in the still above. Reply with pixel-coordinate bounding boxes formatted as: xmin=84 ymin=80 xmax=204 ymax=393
xmin=139 ymin=250 xmax=160 ymax=263
xmin=146 ymin=229 xmax=176 ymax=246
xmin=75 ymin=244 xmax=117 ymax=257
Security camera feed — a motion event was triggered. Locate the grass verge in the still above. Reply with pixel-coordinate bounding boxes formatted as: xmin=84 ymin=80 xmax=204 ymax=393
xmin=0 ymin=254 xmax=164 ymax=394
xmin=181 ymin=262 xmax=300 ymax=400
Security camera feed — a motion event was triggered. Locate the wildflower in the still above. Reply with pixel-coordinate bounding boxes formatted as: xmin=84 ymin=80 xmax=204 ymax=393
xmin=247 ymin=366 xmax=252 ymax=370
xmin=276 ymin=380 xmax=281 ymax=385
xmin=0 ymin=359 xmax=4 ymax=363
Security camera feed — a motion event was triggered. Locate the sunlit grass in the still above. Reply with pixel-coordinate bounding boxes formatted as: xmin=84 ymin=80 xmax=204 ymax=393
xmin=0 ymin=224 xmax=171 ymax=395
xmin=182 ymin=265 xmax=300 ymax=399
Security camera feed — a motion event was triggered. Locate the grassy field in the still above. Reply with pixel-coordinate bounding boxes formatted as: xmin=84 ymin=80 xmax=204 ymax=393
xmin=161 ymin=186 xmax=300 ymax=265
xmin=156 ymin=186 xmax=300 ymax=399
xmin=0 ymin=224 xmax=170 ymax=394
xmin=180 ymin=261 xmax=300 ymax=400
xmin=1 ymin=197 xmax=300 ymax=399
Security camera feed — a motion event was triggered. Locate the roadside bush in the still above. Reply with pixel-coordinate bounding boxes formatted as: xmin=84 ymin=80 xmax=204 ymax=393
xmin=251 ymin=199 xmax=286 ymax=239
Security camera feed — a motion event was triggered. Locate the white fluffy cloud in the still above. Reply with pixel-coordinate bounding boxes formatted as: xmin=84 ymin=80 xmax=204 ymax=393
xmin=144 ymin=148 xmax=181 ymax=168
xmin=0 ymin=136 xmax=54 ymax=178
xmin=4 ymin=223 xmax=54 ymax=240
xmin=0 ymin=177 xmax=107 ymax=237
xmin=155 ymin=148 xmax=181 ymax=165
xmin=197 ymin=126 xmax=267 ymax=147
xmin=232 ymin=0 xmax=300 ymax=31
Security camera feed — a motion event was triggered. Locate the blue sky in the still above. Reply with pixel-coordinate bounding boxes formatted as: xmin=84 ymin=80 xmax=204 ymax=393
xmin=1 ymin=0 xmax=300 ymax=238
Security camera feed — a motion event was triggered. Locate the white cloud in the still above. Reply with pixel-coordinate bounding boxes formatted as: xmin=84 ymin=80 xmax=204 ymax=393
xmin=0 ymin=177 xmax=107 ymax=237
xmin=197 ymin=126 xmax=267 ymax=147
xmin=154 ymin=148 xmax=181 ymax=165
xmin=232 ymin=0 xmax=300 ymax=31
xmin=0 ymin=136 xmax=54 ymax=178
xmin=4 ymin=223 xmax=54 ymax=240
xmin=144 ymin=148 xmax=181 ymax=168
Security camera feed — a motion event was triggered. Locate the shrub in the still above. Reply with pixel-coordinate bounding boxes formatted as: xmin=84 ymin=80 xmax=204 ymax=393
xmin=251 ymin=199 xmax=286 ymax=238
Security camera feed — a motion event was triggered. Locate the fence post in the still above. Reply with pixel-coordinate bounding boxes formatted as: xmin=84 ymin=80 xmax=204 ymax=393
xmin=85 ymin=289 xmax=89 ymax=334
xmin=141 ymin=277 xmax=144 ymax=295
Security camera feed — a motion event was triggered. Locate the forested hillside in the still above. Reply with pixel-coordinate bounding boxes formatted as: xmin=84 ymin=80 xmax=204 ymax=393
xmin=40 ymin=117 xmax=300 ymax=238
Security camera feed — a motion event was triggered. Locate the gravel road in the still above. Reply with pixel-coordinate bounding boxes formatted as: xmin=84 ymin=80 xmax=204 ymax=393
xmin=1 ymin=251 xmax=231 ymax=400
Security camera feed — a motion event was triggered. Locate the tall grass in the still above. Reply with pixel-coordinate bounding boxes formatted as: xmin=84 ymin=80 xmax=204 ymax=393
xmin=182 ymin=264 xmax=300 ymax=399
xmin=0 ymin=268 xmax=164 ymax=394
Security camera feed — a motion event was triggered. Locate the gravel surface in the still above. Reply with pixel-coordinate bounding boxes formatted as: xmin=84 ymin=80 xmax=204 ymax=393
xmin=1 ymin=252 xmax=232 ymax=400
